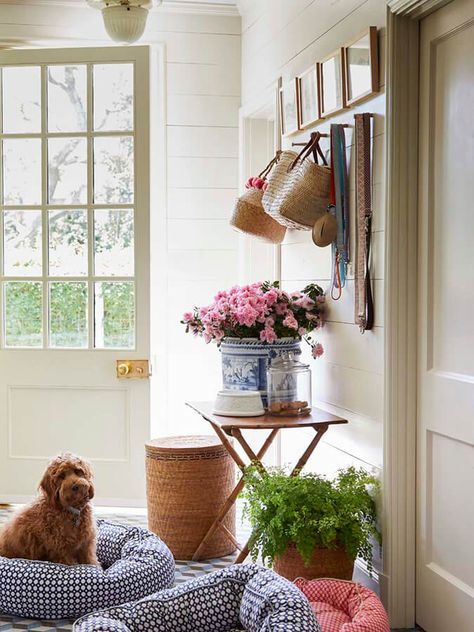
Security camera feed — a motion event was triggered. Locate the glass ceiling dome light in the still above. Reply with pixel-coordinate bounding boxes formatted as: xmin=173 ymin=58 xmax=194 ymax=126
xmin=87 ymin=0 xmax=161 ymax=45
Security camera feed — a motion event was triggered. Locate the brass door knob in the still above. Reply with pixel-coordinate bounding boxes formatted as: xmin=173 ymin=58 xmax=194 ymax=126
xmin=117 ymin=362 xmax=131 ymax=376
xmin=116 ymin=360 xmax=151 ymax=379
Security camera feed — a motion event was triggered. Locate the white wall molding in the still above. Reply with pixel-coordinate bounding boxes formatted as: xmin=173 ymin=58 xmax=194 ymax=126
xmin=387 ymin=0 xmax=453 ymax=17
xmin=383 ymin=7 xmax=419 ymax=628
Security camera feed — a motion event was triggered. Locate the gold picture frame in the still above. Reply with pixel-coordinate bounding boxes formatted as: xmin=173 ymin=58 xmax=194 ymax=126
xmin=296 ymin=64 xmax=322 ymax=129
xmin=279 ymin=78 xmax=299 ymax=136
xmin=319 ymin=48 xmax=346 ymax=117
xmin=344 ymin=26 xmax=379 ymax=107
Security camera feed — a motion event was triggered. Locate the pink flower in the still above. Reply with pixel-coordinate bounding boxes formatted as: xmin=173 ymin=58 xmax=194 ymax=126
xmin=182 ymin=312 xmax=193 ymax=322
xmin=260 ymin=327 xmax=277 ymax=343
xmin=265 ymin=288 xmax=279 ymax=306
xmin=275 ymin=302 xmax=288 ymax=315
xmin=294 ymin=296 xmax=315 ymax=310
xmin=283 ymin=311 xmax=298 ymax=330
xmin=203 ymin=332 xmax=213 ymax=344
xmin=312 ymin=343 xmax=324 ymax=358
xmin=298 ymin=327 xmax=307 ymax=336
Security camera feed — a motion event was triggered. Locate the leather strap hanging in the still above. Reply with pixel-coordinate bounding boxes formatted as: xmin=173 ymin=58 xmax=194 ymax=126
xmin=288 ymin=131 xmax=327 ymax=172
xmin=354 ymin=113 xmax=374 ymax=332
xmin=330 ymin=124 xmax=349 ymax=301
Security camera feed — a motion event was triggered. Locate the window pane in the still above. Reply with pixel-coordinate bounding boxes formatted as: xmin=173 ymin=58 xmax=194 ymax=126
xmin=48 ymin=65 xmax=87 ymax=132
xmin=93 ymin=64 xmax=133 ymax=131
xmin=48 ymin=137 xmax=87 ymax=204
xmin=94 ymin=136 xmax=134 ymax=204
xmin=49 ymin=282 xmax=87 ymax=348
xmin=4 ymin=281 xmax=42 ymax=347
xmin=3 ymin=139 xmax=42 ymax=205
xmin=94 ymin=210 xmax=134 ymax=276
xmin=4 ymin=210 xmax=42 ymax=276
xmin=94 ymin=281 xmax=134 ymax=349
xmin=49 ymin=210 xmax=87 ymax=276
xmin=2 ymin=66 xmax=41 ymax=133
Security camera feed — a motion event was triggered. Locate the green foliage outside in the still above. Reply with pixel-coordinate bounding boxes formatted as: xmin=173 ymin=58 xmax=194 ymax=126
xmin=242 ymin=466 xmax=381 ymax=573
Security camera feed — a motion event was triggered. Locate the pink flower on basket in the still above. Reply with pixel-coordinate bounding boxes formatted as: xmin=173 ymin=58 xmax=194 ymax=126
xmin=283 ymin=311 xmax=298 ymax=330
xmin=312 ymin=343 xmax=324 ymax=359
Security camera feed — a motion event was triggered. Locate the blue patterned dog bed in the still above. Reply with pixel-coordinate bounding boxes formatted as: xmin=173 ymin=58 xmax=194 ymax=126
xmin=0 ymin=519 xmax=174 ymax=620
xmin=74 ymin=563 xmax=321 ymax=632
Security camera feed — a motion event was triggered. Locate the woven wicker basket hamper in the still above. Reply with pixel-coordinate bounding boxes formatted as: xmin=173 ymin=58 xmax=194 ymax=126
xmin=145 ymin=435 xmax=236 ymax=560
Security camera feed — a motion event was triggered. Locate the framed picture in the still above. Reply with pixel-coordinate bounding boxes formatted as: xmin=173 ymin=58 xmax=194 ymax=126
xmin=279 ymin=79 xmax=299 ymax=136
xmin=319 ymin=48 xmax=346 ymax=117
xmin=296 ymin=64 xmax=321 ymax=129
xmin=344 ymin=26 xmax=379 ymax=106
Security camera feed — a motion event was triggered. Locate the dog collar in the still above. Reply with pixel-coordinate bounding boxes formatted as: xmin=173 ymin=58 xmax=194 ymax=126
xmin=67 ymin=506 xmax=81 ymax=526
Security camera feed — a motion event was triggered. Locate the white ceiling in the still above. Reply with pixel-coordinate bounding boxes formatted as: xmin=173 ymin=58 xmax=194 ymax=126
xmin=0 ymin=0 xmax=239 ymax=14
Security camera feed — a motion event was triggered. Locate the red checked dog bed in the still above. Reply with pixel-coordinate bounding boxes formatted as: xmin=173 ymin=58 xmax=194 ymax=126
xmin=294 ymin=578 xmax=389 ymax=632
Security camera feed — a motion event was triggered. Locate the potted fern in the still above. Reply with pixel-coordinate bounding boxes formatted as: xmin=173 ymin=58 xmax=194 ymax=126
xmin=242 ymin=466 xmax=380 ymax=581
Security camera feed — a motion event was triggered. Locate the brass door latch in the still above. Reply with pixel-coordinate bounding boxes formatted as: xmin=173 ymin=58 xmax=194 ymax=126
xmin=116 ymin=360 xmax=151 ymax=379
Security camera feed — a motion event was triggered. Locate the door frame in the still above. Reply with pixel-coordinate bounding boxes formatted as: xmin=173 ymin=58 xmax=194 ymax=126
xmin=384 ymin=0 xmax=454 ymax=626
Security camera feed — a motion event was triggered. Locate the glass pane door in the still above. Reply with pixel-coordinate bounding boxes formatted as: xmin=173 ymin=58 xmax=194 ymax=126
xmin=0 ymin=62 xmax=136 ymax=349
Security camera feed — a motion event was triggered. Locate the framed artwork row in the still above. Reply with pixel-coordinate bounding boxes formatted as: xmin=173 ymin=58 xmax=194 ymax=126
xmin=279 ymin=26 xmax=379 ymax=136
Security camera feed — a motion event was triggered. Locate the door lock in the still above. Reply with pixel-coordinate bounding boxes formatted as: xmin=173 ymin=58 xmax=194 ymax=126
xmin=116 ymin=360 xmax=151 ymax=379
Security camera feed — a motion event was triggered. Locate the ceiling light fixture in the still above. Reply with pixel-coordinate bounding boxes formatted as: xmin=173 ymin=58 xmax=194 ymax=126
xmin=87 ymin=0 xmax=161 ymax=45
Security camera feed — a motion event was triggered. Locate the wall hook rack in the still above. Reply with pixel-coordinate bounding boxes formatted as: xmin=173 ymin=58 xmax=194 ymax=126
xmin=291 ymin=124 xmax=351 ymax=147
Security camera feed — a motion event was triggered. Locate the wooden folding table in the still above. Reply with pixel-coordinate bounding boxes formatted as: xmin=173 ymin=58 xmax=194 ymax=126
xmin=186 ymin=401 xmax=348 ymax=563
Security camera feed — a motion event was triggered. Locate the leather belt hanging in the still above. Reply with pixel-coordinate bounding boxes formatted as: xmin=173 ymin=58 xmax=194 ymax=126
xmin=330 ymin=124 xmax=349 ymax=300
xmin=354 ymin=113 xmax=374 ymax=332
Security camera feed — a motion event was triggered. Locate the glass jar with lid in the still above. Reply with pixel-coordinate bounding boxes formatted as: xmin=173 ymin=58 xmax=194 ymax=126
xmin=266 ymin=352 xmax=312 ymax=416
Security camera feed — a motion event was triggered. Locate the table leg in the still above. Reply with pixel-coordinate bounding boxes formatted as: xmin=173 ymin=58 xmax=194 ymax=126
xmin=191 ymin=427 xmax=279 ymax=561
xmin=231 ymin=428 xmax=268 ymax=477
xmin=236 ymin=423 xmax=330 ymax=563
xmin=291 ymin=424 xmax=329 ymax=475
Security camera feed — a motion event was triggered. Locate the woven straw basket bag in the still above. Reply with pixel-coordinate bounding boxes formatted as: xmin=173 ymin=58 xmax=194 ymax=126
xmin=262 ymin=132 xmax=331 ymax=231
xmin=230 ymin=153 xmax=286 ymax=244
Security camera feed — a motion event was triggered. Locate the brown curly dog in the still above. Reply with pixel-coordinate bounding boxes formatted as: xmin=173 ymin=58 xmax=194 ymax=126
xmin=0 ymin=453 xmax=98 ymax=566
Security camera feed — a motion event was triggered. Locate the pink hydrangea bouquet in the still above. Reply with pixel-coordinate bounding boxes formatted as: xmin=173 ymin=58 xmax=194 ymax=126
xmin=181 ymin=281 xmax=325 ymax=359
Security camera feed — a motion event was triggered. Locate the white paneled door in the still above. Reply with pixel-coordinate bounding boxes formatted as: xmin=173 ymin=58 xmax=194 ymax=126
xmin=417 ymin=1 xmax=474 ymax=629
xmin=0 ymin=47 xmax=150 ymax=505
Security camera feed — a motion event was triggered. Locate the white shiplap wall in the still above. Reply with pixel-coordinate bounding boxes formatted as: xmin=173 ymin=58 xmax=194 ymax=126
xmin=0 ymin=2 xmax=242 ymax=436
xmin=238 ymin=0 xmax=387 ymax=477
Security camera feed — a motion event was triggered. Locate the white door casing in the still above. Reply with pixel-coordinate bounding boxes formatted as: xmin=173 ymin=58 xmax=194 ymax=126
xmin=417 ymin=1 xmax=474 ymax=629
xmin=0 ymin=46 xmax=150 ymax=506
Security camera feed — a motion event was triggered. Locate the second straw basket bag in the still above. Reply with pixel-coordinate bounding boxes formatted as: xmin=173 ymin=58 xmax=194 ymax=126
xmin=230 ymin=153 xmax=286 ymax=244
xmin=262 ymin=132 xmax=331 ymax=230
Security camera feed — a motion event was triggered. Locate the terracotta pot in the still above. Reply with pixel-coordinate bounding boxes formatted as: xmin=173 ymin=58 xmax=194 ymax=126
xmin=273 ymin=543 xmax=354 ymax=581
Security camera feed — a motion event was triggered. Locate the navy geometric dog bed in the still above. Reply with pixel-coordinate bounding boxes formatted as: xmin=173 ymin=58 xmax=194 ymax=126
xmin=73 ymin=563 xmax=321 ymax=632
xmin=0 ymin=520 xmax=174 ymax=620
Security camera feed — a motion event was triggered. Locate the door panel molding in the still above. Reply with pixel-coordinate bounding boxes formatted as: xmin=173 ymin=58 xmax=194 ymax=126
xmin=384 ymin=7 xmax=420 ymax=629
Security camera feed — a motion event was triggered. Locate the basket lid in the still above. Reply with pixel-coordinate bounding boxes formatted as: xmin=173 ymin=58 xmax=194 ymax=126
xmin=145 ymin=435 xmax=223 ymax=454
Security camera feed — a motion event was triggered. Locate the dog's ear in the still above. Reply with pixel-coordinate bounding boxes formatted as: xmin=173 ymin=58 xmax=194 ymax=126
xmin=38 ymin=456 xmax=61 ymax=500
xmin=39 ymin=467 xmax=54 ymax=498
xmin=88 ymin=481 xmax=95 ymax=500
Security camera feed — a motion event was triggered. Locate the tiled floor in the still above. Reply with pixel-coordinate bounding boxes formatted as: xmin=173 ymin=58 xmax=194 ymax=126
xmin=0 ymin=505 xmax=420 ymax=631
